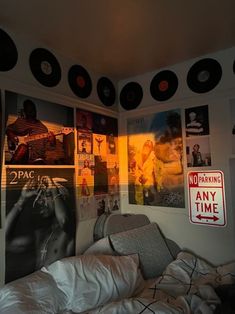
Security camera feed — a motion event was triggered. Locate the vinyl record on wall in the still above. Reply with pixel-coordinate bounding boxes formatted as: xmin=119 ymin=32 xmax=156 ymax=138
xmin=150 ymin=70 xmax=178 ymax=101
xmin=233 ymin=60 xmax=235 ymax=74
xmin=29 ymin=48 xmax=61 ymax=87
xmin=119 ymin=82 xmax=143 ymax=110
xmin=187 ymin=58 xmax=222 ymax=93
xmin=97 ymin=77 xmax=116 ymax=106
xmin=0 ymin=28 xmax=18 ymax=71
xmin=68 ymin=65 xmax=92 ymax=98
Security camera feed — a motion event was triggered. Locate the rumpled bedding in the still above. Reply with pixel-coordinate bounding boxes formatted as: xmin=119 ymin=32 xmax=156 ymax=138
xmin=0 ymin=252 xmax=234 ymax=314
xmin=87 ymin=251 xmax=235 ymax=314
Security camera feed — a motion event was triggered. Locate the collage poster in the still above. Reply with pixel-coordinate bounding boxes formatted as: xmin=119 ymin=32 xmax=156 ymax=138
xmin=76 ymin=109 xmax=120 ymax=221
xmin=127 ymin=109 xmax=185 ymax=208
xmin=5 ymin=167 xmax=76 ymax=283
xmin=4 ymin=91 xmax=75 ymax=165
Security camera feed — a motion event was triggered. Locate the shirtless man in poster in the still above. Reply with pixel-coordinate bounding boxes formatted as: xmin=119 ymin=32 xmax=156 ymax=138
xmin=5 ymin=176 xmax=75 ymax=282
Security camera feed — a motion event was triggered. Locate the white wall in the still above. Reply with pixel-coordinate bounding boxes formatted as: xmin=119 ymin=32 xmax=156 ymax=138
xmin=118 ymin=47 xmax=235 ymax=265
xmin=0 ymin=28 xmax=118 ymax=286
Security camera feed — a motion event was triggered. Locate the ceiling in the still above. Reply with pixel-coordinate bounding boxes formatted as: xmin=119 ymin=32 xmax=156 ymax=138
xmin=1 ymin=0 xmax=235 ymax=80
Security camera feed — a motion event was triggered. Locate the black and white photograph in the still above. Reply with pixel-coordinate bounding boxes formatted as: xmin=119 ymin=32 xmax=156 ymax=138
xmin=185 ymin=105 xmax=209 ymax=137
xmin=5 ymin=167 xmax=76 ymax=283
xmin=5 ymin=91 xmax=75 ymax=165
xmin=186 ymin=137 xmax=211 ymax=167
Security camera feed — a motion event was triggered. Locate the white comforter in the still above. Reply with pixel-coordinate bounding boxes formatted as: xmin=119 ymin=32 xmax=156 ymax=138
xmin=0 ymin=252 xmax=234 ymax=314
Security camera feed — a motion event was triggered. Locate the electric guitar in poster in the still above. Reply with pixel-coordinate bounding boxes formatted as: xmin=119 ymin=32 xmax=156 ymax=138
xmin=7 ymin=127 xmax=73 ymax=164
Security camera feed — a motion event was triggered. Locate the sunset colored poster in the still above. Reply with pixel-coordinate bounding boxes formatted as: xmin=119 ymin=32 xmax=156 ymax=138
xmin=5 ymin=91 xmax=75 ymax=165
xmin=127 ymin=109 xmax=184 ymax=208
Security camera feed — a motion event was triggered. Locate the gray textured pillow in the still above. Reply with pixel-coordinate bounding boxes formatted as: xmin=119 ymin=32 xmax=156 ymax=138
xmin=109 ymin=223 xmax=174 ymax=279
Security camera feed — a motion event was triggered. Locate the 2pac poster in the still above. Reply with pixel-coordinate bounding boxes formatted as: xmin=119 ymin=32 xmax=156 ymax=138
xmin=5 ymin=167 xmax=76 ymax=283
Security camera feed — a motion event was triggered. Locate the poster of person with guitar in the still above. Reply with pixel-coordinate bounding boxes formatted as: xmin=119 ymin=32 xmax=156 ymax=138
xmin=5 ymin=91 xmax=75 ymax=165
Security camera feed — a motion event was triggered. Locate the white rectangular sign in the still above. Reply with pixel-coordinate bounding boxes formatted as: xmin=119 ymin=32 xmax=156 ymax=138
xmin=188 ymin=170 xmax=226 ymax=226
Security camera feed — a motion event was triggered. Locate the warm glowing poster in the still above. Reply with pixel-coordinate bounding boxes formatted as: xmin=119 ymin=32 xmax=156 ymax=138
xmin=5 ymin=91 xmax=75 ymax=165
xmin=127 ymin=109 xmax=185 ymax=208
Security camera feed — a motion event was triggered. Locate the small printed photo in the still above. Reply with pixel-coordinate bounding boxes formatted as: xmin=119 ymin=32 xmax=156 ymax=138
xmin=93 ymin=113 xmax=118 ymax=136
xmin=108 ymin=169 xmax=119 ymax=195
xmin=95 ymin=194 xmax=108 ymax=216
xmin=108 ymin=194 xmax=120 ymax=212
xmin=76 ymin=109 xmax=93 ymax=132
xmin=94 ymin=155 xmax=108 ymax=195
xmin=78 ymin=132 xmax=92 ymax=154
xmin=78 ymin=154 xmax=94 ymax=176
xmin=106 ymin=134 xmax=118 ymax=155
xmin=186 ymin=136 xmax=211 ymax=167
xmin=77 ymin=175 xmax=94 ymax=197
xmin=106 ymin=154 xmax=119 ymax=170
xmin=93 ymin=134 xmax=106 ymax=156
xmin=185 ymin=105 xmax=209 ymax=137
xmin=78 ymin=196 xmax=96 ymax=221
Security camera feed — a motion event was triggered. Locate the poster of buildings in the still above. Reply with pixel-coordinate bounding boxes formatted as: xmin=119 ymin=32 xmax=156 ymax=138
xmin=4 ymin=91 xmax=75 ymax=165
xmin=127 ymin=109 xmax=185 ymax=208
xmin=5 ymin=167 xmax=76 ymax=283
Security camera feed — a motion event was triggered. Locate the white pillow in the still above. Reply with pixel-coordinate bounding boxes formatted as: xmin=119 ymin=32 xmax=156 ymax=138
xmin=42 ymin=254 xmax=144 ymax=313
xmin=83 ymin=237 xmax=115 ymax=256
xmin=0 ymin=270 xmax=67 ymax=314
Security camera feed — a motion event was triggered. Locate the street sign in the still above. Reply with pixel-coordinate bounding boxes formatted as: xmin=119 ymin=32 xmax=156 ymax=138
xmin=188 ymin=170 xmax=226 ymax=226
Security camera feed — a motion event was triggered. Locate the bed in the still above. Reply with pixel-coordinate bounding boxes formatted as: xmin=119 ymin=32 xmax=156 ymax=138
xmin=0 ymin=215 xmax=235 ymax=313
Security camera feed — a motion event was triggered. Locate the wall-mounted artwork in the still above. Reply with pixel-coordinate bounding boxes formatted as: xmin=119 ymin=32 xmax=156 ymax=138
xmin=0 ymin=90 xmax=2 ymax=228
xmin=4 ymin=91 xmax=75 ymax=165
xmin=5 ymin=167 xmax=76 ymax=283
xmin=230 ymin=99 xmax=235 ymax=154
xmin=76 ymin=109 xmax=119 ymax=220
xmin=185 ymin=105 xmax=211 ymax=167
xmin=127 ymin=109 xmax=184 ymax=208
xmin=185 ymin=105 xmax=209 ymax=137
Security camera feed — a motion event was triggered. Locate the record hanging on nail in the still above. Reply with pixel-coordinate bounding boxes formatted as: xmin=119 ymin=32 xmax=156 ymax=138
xmin=150 ymin=70 xmax=178 ymax=101
xmin=187 ymin=58 xmax=222 ymax=93
xmin=29 ymin=48 xmax=61 ymax=87
xmin=0 ymin=28 xmax=18 ymax=71
xmin=68 ymin=64 xmax=92 ymax=98
xmin=233 ymin=59 xmax=235 ymax=74
xmin=97 ymin=76 xmax=116 ymax=106
xmin=119 ymin=82 xmax=143 ymax=110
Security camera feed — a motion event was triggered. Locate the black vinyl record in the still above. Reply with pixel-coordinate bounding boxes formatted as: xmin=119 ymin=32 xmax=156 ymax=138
xmin=29 ymin=48 xmax=61 ymax=87
xmin=187 ymin=58 xmax=222 ymax=93
xmin=68 ymin=65 xmax=92 ymax=98
xmin=150 ymin=70 xmax=178 ymax=101
xmin=119 ymin=82 xmax=143 ymax=110
xmin=233 ymin=60 xmax=235 ymax=74
xmin=97 ymin=77 xmax=116 ymax=106
xmin=0 ymin=28 xmax=18 ymax=71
